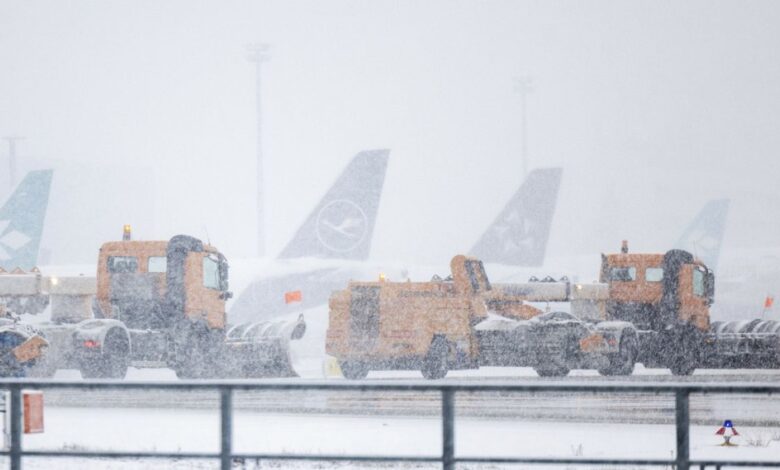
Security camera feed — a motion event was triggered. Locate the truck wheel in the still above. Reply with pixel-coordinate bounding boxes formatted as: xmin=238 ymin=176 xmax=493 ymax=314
xmin=175 ymin=352 xmax=219 ymax=379
xmin=658 ymin=323 xmax=702 ymax=377
xmin=598 ymin=334 xmax=637 ymax=376
xmin=174 ymin=325 xmax=222 ymax=379
xmin=534 ymin=364 xmax=570 ymax=377
xmin=80 ymin=330 xmax=130 ymax=379
xmin=421 ymin=338 xmax=449 ymax=380
xmin=670 ymin=355 xmax=696 ymax=376
xmin=340 ymin=360 xmax=369 ymax=380
xmin=669 ymin=330 xmax=698 ymax=376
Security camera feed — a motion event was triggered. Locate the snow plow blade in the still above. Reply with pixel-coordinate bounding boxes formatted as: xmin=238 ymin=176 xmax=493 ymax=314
xmin=226 ymin=315 xmax=306 ymax=377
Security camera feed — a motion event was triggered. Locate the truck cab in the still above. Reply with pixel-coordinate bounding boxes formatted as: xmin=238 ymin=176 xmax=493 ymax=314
xmin=96 ymin=235 xmax=231 ymax=331
xmin=600 ymin=245 xmax=715 ymax=375
xmin=601 ymin=248 xmax=713 ymax=332
xmin=28 ymin=229 xmax=304 ymax=380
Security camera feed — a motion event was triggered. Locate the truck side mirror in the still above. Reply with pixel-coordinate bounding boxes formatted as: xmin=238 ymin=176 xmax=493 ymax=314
xmin=219 ymin=291 xmax=233 ymax=300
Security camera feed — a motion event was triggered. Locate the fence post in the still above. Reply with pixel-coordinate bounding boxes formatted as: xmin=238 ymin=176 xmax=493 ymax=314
xmin=10 ymin=385 xmax=22 ymax=470
xmin=220 ymin=387 xmax=233 ymax=470
xmin=675 ymin=389 xmax=690 ymax=470
xmin=442 ymin=389 xmax=455 ymax=470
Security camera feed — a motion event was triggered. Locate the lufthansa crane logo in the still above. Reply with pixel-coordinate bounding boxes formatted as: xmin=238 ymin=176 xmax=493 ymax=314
xmin=315 ymin=199 xmax=368 ymax=253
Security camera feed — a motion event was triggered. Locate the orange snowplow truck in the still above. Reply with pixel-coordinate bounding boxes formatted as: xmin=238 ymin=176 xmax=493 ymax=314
xmin=326 ymin=255 xmax=639 ymax=379
xmin=45 ymin=231 xmax=306 ymax=379
xmin=326 ymin=255 xmax=540 ymax=379
xmin=601 ymin=245 xmax=780 ymax=374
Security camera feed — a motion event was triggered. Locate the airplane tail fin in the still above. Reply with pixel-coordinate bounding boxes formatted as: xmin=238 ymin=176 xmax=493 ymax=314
xmin=0 ymin=170 xmax=54 ymax=271
xmin=470 ymin=167 xmax=562 ymax=266
xmin=675 ymin=199 xmax=730 ymax=270
xmin=277 ymin=149 xmax=389 ymax=260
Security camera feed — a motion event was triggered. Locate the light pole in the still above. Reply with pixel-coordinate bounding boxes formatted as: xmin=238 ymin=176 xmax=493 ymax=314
xmin=513 ymin=76 xmax=533 ymax=178
xmin=246 ymin=44 xmax=270 ymax=257
xmin=3 ymin=136 xmax=24 ymax=191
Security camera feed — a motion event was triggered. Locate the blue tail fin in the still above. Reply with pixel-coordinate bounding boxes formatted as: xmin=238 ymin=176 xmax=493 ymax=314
xmin=470 ymin=168 xmax=562 ymax=266
xmin=675 ymin=199 xmax=730 ymax=270
xmin=0 ymin=170 xmax=54 ymax=271
xmin=277 ymin=149 xmax=389 ymax=260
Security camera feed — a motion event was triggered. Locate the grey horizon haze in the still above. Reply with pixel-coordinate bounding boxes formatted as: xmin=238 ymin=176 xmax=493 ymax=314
xmin=1 ymin=0 xmax=780 ymax=276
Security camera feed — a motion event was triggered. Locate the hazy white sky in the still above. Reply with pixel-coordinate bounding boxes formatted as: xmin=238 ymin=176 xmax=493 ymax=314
xmin=2 ymin=0 xmax=780 ymax=265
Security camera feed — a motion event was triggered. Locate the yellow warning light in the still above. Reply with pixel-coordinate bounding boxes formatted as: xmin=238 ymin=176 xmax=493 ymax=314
xmin=576 ymin=284 xmax=583 ymax=291
xmin=123 ymin=224 xmax=132 ymax=241
xmin=50 ymin=277 xmax=59 ymax=286
xmin=379 ymin=273 xmax=386 ymax=282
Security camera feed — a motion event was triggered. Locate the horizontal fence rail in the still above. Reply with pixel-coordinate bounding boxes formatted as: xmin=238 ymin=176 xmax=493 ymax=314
xmin=0 ymin=379 xmax=778 ymax=470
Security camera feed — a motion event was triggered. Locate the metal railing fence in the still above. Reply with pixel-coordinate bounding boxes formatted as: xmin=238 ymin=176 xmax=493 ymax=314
xmin=0 ymin=379 xmax=778 ymax=470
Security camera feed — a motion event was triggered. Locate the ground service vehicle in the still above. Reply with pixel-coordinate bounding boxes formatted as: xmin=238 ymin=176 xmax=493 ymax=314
xmin=27 ymin=229 xmax=305 ymax=379
xmin=326 ymin=255 xmax=638 ymax=378
xmin=601 ymin=244 xmax=780 ymax=375
xmin=0 ymin=308 xmax=48 ymax=377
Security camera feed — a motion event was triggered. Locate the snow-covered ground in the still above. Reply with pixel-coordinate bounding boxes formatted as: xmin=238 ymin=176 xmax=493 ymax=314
xmin=3 ymin=403 xmax=779 ymax=469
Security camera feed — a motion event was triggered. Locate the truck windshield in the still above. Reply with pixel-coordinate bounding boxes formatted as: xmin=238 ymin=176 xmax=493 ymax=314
xmin=203 ymin=256 xmax=220 ymax=290
xmin=107 ymin=256 xmax=139 ymax=273
xmin=693 ymin=267 xmax=705 ymax=297
xmin=608 ymin=266 xmax=636 ymax=282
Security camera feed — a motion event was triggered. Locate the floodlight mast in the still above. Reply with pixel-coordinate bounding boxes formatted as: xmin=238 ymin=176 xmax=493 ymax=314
xmin=246 ymin=44 xmax=270 ymax=257
xmin=513 ymin=76 xmax=533 ymax=179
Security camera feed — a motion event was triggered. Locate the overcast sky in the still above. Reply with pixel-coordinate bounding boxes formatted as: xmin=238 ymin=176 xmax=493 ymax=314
xmin=2 ymin=1 xmax=780 ymax=266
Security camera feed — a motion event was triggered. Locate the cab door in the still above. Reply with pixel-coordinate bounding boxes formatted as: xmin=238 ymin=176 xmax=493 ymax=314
xmin=185 ymin=252 xmax=227 ymax=329
xmin=678 ymin=264 xmax=710 ymax=331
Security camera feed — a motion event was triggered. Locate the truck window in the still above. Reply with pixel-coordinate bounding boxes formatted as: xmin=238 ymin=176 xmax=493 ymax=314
xmin=608 ymin=266 xmax=636 ymax=282
xmin=474 ymin=260 xmax=492 ymax=291
xmin=646 ymin=267 xmax=663 ymax=282
xmin=203 ymin=256 xmax=220 ymax=290
xmin=148 ymin=256 xmax=167 ymax=273
xmin=693 ymin=267 xmax=705 ymax=297
xmin=464 ymin=260 xmax=492 ymax=293
xmin=107 ymin=256 xmax=138 ymax=273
